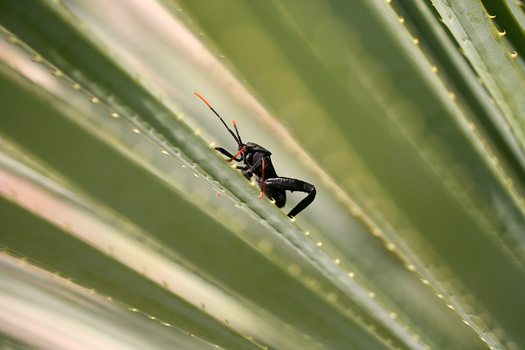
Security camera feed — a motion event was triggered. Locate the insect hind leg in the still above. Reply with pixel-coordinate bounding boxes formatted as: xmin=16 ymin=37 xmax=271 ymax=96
xmin=263 ymin=177 xmax=316 ymax=217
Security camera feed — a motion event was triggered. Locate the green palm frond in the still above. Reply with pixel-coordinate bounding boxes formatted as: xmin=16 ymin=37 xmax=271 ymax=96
xmin=1 ymin=0 xmax=524 ymax=349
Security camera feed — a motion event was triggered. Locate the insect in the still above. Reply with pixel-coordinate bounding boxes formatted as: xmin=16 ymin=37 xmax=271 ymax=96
xmin=194 ymin=93 xmax=316 ymax=218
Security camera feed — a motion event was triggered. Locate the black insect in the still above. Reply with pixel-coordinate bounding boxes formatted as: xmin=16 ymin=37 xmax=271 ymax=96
xmin=194 ymin=92 xmax=316 ymax=218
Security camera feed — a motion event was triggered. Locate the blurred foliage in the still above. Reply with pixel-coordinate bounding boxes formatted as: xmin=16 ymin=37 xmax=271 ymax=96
xmin=1 ymin=0 xmax=525 ymax=349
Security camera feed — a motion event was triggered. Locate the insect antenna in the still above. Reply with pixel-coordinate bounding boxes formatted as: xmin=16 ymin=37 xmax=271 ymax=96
xmin=232 ymin=120 xmax=243 ymax=145
xmin=194 ymin=92 xmax=241 ymax=146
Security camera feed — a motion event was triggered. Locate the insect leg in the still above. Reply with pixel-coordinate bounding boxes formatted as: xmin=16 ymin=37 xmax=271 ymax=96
xmin=263 ymin=177 xmax=316 ymax=217
xmin=215 ymin=147 xmax=242 ymax=162
xmin=227 ymin=146 xmax=246 ymax=162
xmin=258 ymin=159 xmax=265 ymax=199
xmin=240 ymin=157 xmax=262 ymax=180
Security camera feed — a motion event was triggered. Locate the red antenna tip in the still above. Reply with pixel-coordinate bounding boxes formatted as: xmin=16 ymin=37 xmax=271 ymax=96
xmin=193 ymin=92 xmax=211 ymax=108
xmin=232 ymin=120 xmax=236 ymax=126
